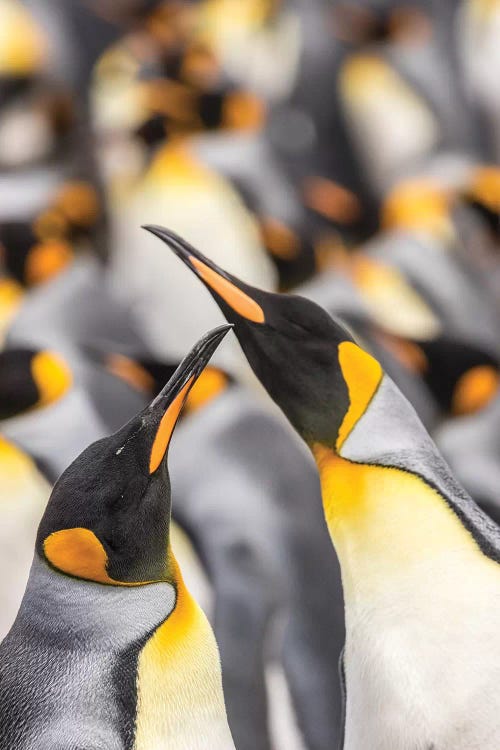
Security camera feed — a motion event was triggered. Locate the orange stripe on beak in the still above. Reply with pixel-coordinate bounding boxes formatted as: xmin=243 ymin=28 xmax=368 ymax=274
xmin=149 ymin=377 xmax=194 ymax=473
xmin=190 ymin=256 xmax=265 ymax=324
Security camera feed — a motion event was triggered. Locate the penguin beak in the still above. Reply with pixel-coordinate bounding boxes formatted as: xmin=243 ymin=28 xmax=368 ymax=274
xmin=143 ymin=224 xmax=266 ymax=325
xmin=147 ymin=324 xmax=232 ymax=473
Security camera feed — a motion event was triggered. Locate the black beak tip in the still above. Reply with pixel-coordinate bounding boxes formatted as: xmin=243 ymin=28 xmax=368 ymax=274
xmin=150 ymin=324 xmax=233 ymax=411
xmin=197 ymin=323 xmax=234 ymax=359
xmin=141 ymin=224 xmax=164 ymax=237
xmin=141 ymin=224 xmax=205 ymax=268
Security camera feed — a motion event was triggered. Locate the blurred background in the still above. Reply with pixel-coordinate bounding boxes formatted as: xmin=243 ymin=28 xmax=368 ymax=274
xmin=0 ymin=1 xmax=499 ymax=748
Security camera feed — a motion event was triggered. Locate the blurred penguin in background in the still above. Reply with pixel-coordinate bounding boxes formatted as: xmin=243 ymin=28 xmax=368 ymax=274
xmin=0 ymin=434 xmax=49 ymax=641
xmin=89 ymin=4 xmax=277 ymax=376
xmin=0 ymin=0 xmax=111 ymax=306
xmin=457 ymin=0 xmax=500 ymax=161
xmin=334 ymin=0 xmax=479 ymax=197
xmin=0 ymin=326 xmax=237 ymax=750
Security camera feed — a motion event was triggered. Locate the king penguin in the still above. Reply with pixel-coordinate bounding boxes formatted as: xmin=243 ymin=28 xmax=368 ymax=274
xmin=149 ymin=224 xmax=500 ymax=750
xmin=0 ymin=324 xmax=236 ymax=750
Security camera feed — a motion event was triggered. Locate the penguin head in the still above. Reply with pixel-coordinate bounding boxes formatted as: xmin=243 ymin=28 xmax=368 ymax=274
xmin=144 ymin=225 xmax=382 ymax=449
xmin=0 ymin=348 xmax=73 ymax=420
xmin=35 ymin=324 xmax=231 ymax=586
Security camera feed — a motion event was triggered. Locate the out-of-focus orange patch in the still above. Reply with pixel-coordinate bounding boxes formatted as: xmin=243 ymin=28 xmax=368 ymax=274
xmin=339 ymin=54 xmax=389 ymax=96
xmin=389 ymin=7 xmax=433 ymax=45
xmin=469 ymin=0 xmax=500 ymax=23
xmin=223 ymin=91 xmax=266 ymax=131
xmin=376 ymin=331 xmax=428 ymax=373
xmin=0 ymin=277 xmax=23 ymax=321
xmin=190 ymin=255 xmax=265 ymax=323
xmin=452 ymin=365 xmax=499 ymax=415
xmin=303 ymin=177 xmax=361 ymax=225
xmin=55 ymin=181 xmax=100 ymax=228
xmin=147 ymin=141 xmax=210 ymax=184
xmin=382 ymin=178 xmax=451 ymax=234
xmin=25 ymin=240 xmax=73 ymax=286
xmin=146 ymin=3 xmax=197 ymax=48
xmin=260 ymin=218 xmax=300 ymax=261
xmin=314 ymin=233 xmax=350 ymax=273
xmin=33 ymin=208 xmax=68 ymax=240
xmin=181 ymin=44 xmax=220 ymax=87
xmin=150 ymin=377 xmax=194 ymax=473
xmin=184 ymin=367 xmax=228 ymax=413
xmin=31 ymin=350 xmax=72 ymax=407
xmin=106 ymin=354 xmax=155 ymax=394
xmin=0 ymin=0 xmax=47 ymax=76
xmin=141 ymin=78 xmax=197 ymax=125
xmin=331 ymin=4 xmax=378 ymax=43
xmin=467 ymin=166 xmax=500 ymax=213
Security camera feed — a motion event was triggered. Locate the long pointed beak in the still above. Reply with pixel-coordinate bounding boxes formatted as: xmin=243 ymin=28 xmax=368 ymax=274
xmin=143 ymin=224 xmax=225 ymax=278
xmin=147 ymin=324 xmax=232 ymax=472
xmin=142 ymin=224 xmax=266 ymax=324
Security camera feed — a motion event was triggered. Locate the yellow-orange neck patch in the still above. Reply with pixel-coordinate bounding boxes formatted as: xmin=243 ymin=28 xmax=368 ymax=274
xmin=43 ymin=527 xmax=154 ymax=586
xmin=31 ymin=351 xmax=72 ymax=408
xmin=190 ymin=255 xmax=265 ymax=323
xmin=311 ymin=443 xmax=487 ymax=601
xmin=336 ymin=341 xmax=383 ymax=450
xmin=149 ymin=377 xmax=194 ymax=473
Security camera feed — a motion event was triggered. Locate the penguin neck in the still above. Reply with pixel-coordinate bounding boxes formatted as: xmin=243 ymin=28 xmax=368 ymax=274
xmin=312 ymin=444 xmax=486 ymax=607
xmin=309 ymin=372 xmax=500 ymax=609
xmin=15 ymin=555 xmax=176 ymax=649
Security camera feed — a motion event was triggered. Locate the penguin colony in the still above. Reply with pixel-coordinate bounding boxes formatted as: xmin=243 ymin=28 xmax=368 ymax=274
xmin=1 ymin=1 xmax=500 ymax=749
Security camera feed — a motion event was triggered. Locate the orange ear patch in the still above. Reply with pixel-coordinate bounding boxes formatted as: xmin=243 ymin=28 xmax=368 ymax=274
xmin=44 ymin=527 xmax=114 ymax=583
xmin=189 ymin=256 xmax=265 ymax=323
xmin=44 ymin=527 xmax=155 ymax=585
xmin=452 ymin=365 xmax=499 ymax=416
xmin=337 ymin=341 xmax=383 ymax=450
xmin=149 ymin=377 xmax=194 ymax=473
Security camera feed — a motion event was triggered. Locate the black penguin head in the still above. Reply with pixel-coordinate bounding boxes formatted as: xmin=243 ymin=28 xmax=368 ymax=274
xmin=0 ymin=348 xmax=73 ymax=420
xmin=144 ymin=225 xmax=384 ymax=449
xmin=36 ymin=324 xmax=231 ymax=586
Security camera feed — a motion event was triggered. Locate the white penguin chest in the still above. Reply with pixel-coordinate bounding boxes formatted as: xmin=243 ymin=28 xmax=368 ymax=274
xmin=343 ymin=557 xmax=500 ymax=750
